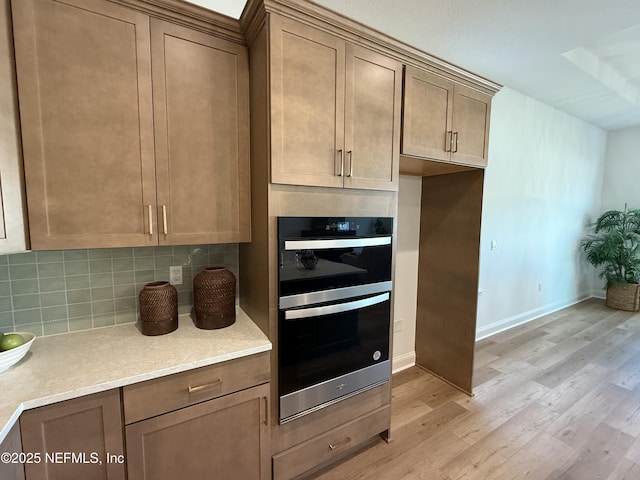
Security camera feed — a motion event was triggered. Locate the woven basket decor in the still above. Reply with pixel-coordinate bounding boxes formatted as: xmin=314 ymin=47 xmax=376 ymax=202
xmin=138 ymin=281 xmax=178 ymax=335
xmin=193 ymin=267 xmax=236 ymax=329
xmin=606 ymin=283 xmax=640 ymax=312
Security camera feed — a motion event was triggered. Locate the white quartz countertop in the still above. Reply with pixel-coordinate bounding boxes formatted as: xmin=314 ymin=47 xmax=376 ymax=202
xmin=0 ymin=307 xmax=271 ymax=444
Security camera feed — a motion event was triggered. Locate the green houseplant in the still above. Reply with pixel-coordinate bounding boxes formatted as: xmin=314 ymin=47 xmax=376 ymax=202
xmin=581 ymin=206 xmax=640 ymax=311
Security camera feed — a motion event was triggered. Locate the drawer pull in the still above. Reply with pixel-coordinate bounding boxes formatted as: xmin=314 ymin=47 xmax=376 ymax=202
xmin=328 ymin=436 xmax=351 ymax=451
xmin=187 ymin=378 xmax=222 ymax=394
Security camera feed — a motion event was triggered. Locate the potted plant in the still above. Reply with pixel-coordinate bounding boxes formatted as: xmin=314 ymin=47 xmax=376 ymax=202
xmin=581 ymin=205 xmax=640 ymax=311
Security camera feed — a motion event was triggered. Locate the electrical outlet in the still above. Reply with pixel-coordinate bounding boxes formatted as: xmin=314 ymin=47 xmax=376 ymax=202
xmin=490 ymin=240 xmax=498 ymax=250
xmin=169 ymin=266 xmax=183 ymax=285
xmin=394 ymin=319 xmax=403 ymax=333
xmin=538 ymin=283 xmax=543 ymax=292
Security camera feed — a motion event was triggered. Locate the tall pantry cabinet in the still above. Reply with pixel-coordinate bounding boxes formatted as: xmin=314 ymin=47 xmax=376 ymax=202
xmin=239 ymin=2 xmax=401 ymax=480
xmin=11 ymin=0 xmax=250 ymax=250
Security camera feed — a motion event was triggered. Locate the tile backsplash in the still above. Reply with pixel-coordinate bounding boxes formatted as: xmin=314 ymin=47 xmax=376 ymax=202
xmin=0 ymin=244 xmax=238 ymax=337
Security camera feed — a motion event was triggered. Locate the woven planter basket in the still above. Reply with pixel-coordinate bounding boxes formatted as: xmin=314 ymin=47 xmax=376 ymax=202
xmin=606 ymin=283 xmax=640 ymax=312
xmin=138 ymin=281 xmax=178 ymax=335
xmin=193 ymin=267 xmax=236 ymax=329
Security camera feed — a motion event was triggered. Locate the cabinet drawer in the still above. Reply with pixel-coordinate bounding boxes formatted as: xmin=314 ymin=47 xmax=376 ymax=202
xmin=126 ymin=384 xmax=270 ymax=480
xmin=272 ymin=405 xmax=390 ymax=480
xmin=123 ymin=352 xmax=270 ymax=424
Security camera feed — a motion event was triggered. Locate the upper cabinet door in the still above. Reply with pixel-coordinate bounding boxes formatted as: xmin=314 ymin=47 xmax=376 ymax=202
xmin=0 ymin=0 xmax=28 ymax=254
xmin=269 ymin=15 xmax=345 ymax=189
xmin=451 ymin=84 xmax=491 ymax=167
xmin=401 ymin=66 xmax=453 ymax=161
xmin=344 ymin=44 xmax=401 ymax=191
xmin=12 ymin=0 xmax=157 ymax=250
xmin=151 ymin=19 xmax=251 ymax=244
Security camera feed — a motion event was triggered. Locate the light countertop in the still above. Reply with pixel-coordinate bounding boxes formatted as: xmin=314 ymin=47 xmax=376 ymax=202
xmin=0 ymin=307 xmax=271 ymax=444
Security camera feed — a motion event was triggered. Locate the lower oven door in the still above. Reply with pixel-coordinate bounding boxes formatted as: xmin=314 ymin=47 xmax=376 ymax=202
xmin=278 ymin=292 xmax=391 ymax=423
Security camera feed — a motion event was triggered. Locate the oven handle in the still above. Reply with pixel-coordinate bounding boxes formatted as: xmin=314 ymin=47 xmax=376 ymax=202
xmin=283 ymin=236 xmax=391 ymax=251
xmin=284 ymin=292 xmax=389 ymax=320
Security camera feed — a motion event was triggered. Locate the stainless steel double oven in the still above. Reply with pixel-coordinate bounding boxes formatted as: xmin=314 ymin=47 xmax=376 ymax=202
xmin=277 ymin=217 xmax=393 ymax=423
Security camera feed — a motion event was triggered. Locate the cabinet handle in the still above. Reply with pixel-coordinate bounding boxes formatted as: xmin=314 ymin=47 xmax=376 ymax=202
xmin=328 ymin=436 xmax=351 ymax=451
xmin=262 ymin=396 xmax=269 ymax=426
xmin=453 ymin=131 xmax=459 ymax=153
xmin=445 ymin=131 xmax=452 ymax=152
xmin=162 ymin=205 xmax=168 ymax=235
xmin=187 ymin=378 xmax=222 ymax=394
xmin=147 ymin=205 xmax=153 ymax=236
xmin=347 ymin=151 xmax=353 ymax=177
xmin=337 ymin=149 xmax=344 ymax=176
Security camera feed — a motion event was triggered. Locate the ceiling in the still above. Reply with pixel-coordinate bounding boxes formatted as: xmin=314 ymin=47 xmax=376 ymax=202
xmin=185 ymin=0 xmax=640 ymax=131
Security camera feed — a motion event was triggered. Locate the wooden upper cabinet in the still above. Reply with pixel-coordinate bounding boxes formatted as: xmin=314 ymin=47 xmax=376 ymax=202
xmin=151 ymin=19 xmax=250 ymax=244
xmin=0 ymin=0 xmax=28 ymax=254
xmin=12 ymin=0 xmax=157 ymax=250
xmin=269 ymin=15 xmax=345 ymax=189
xmin=344 ymin=44 xmax=401 ymax=190
xmin=12 ymin=0 xmax=251 ymax=250
xmin=401 ymin=67 xmax=453 ymax=162
xmin=269 ymin=15 xmax=400 ymax=191
xmin=401 ymin=65 xmax=491 ymax=167
xmin=450 ymin=84 xmax=491 ymax=167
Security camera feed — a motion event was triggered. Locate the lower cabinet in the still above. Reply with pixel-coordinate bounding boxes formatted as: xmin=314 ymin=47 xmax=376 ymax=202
xmin=122 ymin=352 xmax=271 ymax=480
xmin=17 ymin=353 xmax=271 ymax=480
xmin=0 ymin=422 xmax=25 ymax=480
xmin=19 ymin=389 xmax=125 ymax=480
xmin=126 ymin=383 xmax=270 ymax=480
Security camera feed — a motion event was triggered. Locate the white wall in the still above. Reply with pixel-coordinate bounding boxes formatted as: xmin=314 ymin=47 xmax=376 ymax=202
xmin=601 ymin=126 xmax=640 ymax=212
xmin=591 ymin=125 xmax=640 ymax=296
xmin=476 ymin=87 xmax=607 ymax=338
xmin=392 ymin=175 xmax=421 ymax=372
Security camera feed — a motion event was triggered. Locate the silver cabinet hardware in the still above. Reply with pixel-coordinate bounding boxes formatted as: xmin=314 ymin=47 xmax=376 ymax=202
xmin=162 ymin=205 xmax=168 ymax=235
xmin=147 ymin=205 xmax=153 ymax=236
xmin=328 ymin=436 xmax=351 ymax=451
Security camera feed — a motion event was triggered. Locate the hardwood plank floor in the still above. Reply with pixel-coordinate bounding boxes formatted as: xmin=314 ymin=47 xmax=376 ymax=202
xmin=311 ymin=298 xmax=640 ymax=480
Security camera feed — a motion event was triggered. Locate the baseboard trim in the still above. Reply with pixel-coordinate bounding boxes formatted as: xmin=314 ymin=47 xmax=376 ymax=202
xmin=476 ymin=292 xmax=593 ymax=341
xmin=392 ymin=351 xmax=415 ymax=374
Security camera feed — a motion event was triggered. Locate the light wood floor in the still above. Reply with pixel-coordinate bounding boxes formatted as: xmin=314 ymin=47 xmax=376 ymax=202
xmin=311 ymin=298 xmax=640 ymax=480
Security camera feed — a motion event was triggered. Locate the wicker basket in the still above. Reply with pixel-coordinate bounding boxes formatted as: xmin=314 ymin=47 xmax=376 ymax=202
xmin=193 ymin=267 xmax=236 ymax=329
xmin=606 ymin=283 xmax=640 ymax=312
xmin=138 ymin=281 xmax=178 ymax=335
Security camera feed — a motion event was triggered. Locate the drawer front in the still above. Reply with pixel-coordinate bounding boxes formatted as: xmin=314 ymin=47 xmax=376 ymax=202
xmin=272 ymin=405 xmax=390 ymax=480
xmin=123 ymin=352 xmax=270 ymax=424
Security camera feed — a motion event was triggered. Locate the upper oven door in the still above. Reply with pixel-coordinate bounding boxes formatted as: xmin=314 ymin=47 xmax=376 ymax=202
xmin=278 ymin=235 xmax=392 ymax=303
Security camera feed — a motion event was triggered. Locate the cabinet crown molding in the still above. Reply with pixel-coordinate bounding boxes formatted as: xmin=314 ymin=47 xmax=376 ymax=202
xmin=111 ymin=0 xmax=246 ymax=43
xmin=241 ymin=0 xmax=501 ymax=95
